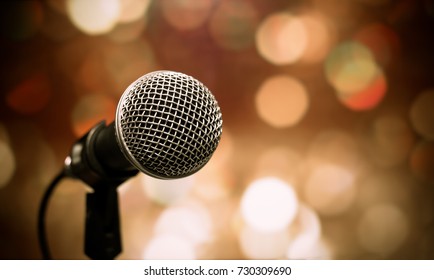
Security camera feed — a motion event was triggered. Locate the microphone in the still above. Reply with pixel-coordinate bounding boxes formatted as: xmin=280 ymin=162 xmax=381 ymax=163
xmin=65 ymin=70 xmax=223 ymax=184
xmin=60 ymin=70 xmax=222 ymax=259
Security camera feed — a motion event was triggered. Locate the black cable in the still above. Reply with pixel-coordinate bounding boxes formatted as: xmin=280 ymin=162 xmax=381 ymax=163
xmin=38 ymin=169 xmax=66 ymax=260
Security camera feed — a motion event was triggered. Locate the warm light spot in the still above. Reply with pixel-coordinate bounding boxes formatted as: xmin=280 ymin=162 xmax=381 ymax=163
xmin=161 ymin=0 xmax=214 ymax=31
xmin=0 ymin=140 xmax=16 ymax=189
xmin=307 ymin=130 xmax=362 ymax=172
xmin=209 ymin=0 xmax=259 ymax=50
xmin=103 ymin=40 xmax=158 ymax=95
xmin=354 ymin=23 xmax=400 ymax=67
xmin=66 ymin=0 xmax=120 ymax=35
xmin=8 ymin=122 xmax=58 ymax=187
xmin=253 ymin=147 xmax=301 ymax=183
xmin=256 ymin=12 xmax=307 ymax=65
xmin=239 ymin=224 xmax=290 ymax=259
xmin=365 ymin=114 xmax=415 ymax=167
xmin=71 ymin=94 xmax=116 ymax=137
xmin=118 ymin=0 xmax=150 ymax=23
xmin=338 ymin=71 xmax=387 ymax=111
xmin=287 ymin=238 xmax=331 ymax=260
xmin=194 ymin=167 xmax=232 ymax=201
xmin=326 ymin=41 xmax=379 ymax=94
xmin=141 ymin=175 xmax=195 ymax=205
xmin=143 ymin=234 xmax=196 ymax=259
xmin=240 ymin=177 xmax=298 ymax=232
xmin=356 ymin=172 xmax=413 ymax=212
xmin=77 ymin=51 xmax=107 ymax=92
xmin=298 ymin=12 xmax=336 ymax=64
xmin=304 ymin=164 xmax=357 ymax=216
xmin=0 ymin=124 xmax=10 ymax=143
xmin=410 ymin=89 xmax=434 ymax=140
xmin=326 ymin=41 xmax=387 ymax=111
xmin=255 ymin=75 xmax=309 ymax=128
xmin=410 ymin=140 xmax=434 ymax=183
xmin=6 ymin=72 xmax=51 ymax=115
xmin=153 ymin=205 xmax=213 ymax=246
xmin=357 ymin=203 xmax=409 ymax=255
xmin=287 ymin=205 xmax=329 ymax=259
xmin=192 ymin=129 xmax=234 ymax=201
xmin=107 ymin=16 xmax=146 ymax=43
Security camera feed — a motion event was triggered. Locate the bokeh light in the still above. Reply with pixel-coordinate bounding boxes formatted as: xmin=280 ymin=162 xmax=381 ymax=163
xmin=286 ymin=204 xmax=322 ymax=258
xmin=340 ymin=71 xmax=388 ymax=111
xmin=6 ymin=72 xmax=52 ymax=115
xmin=255 ymin=12 xmax=307 ymax=65
xmin=66 ymin=0 xmax=120 ymax=35
xmin=209 ymin=0 xmax=259 ymax=51
xmin=325 ymin=41 xmax=387 ymax=111
xmin=0 ymin=124 xmax=10 ymax=143
xmin=253 ymin=147 xmax=301 ymax=184
xmin=141 ymin=174 xmax=195 ymax=205
xmin=356 ymin=171 xmax=413 ymax=212
xmin=307 ymin=130 xmax=362 ymax=172
xmin=107 ymin=16 xmax=146 ymax=43
xmin=8 ymin=121 xmax=58 ymax=187
xmin=161 ymin=0 xmax=214 ymax=31
xmin=240 ymin=177 xmax=298 ymax=233
xmin=0 ymin=140 xmax=16 ymax=189
xmin=118 ymin=0 xmax=150 ymax=24
xmin=71 ymin=94 xmax=116 ymax=137
xmin=325 ymin=41 xmax=378 ymax=93
xmin=153 ymin=204 xmax=213 ymax=246
xmin=410 ymin=140 xmax=434 ymax=183
xmin=354 ymin=23 xmax=400 ymax=67
xmin=103 ymin=39 xmax=158 ymax=95
xmin=304 ymin=164 xmax=357 ymax=216
xmin=298 ymin=12 xmax=336 ymax=64
xmin=255 ymin=75 xmax=309 ymax=128
xmin=363 ymin=114 xmax=415 ymax=167
xmin=143 ymin=234 xmax=196 ymax=259
xmin=357 ymin=203 xmax=409 ymax=256
xmin=410 ymin=89 xmax=434 ymax=140
xmin=239 ymin=224 xmax=290 ymax=259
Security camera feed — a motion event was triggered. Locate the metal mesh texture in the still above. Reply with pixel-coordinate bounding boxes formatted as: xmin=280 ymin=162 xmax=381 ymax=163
xmin=115 ymin=71 xmax=223 ymax=179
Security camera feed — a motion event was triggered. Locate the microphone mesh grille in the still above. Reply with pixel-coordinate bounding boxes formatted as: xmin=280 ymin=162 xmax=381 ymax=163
xmin=116 ymin=71 xmax=223 ymax=178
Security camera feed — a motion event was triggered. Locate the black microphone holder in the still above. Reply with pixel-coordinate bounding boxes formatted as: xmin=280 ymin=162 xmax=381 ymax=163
xmin=65 ymin=121 xmax=138 ymax=260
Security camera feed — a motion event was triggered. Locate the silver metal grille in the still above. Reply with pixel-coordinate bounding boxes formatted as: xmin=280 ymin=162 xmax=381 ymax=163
xmin=115 ymin=71 xmax=223 ymax=179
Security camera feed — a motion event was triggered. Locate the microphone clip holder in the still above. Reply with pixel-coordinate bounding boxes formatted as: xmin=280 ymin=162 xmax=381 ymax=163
xmin=64 ymin=121 xmax=138 ymax=260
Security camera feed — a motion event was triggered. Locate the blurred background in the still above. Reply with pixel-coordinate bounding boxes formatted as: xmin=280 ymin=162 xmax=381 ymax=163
xmin=0 ymin=0 xmax=434 ymax=260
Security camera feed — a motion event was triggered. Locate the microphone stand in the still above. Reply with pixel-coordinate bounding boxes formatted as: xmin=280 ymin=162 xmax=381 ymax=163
xmin=65 ymin=122 xmax=137 ymax=260
xmin=84 ymin=181 xmax=121 ymax=260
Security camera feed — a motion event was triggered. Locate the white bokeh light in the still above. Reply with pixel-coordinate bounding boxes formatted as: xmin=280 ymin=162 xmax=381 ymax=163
xmin=241 ymin=177 xmax=299 ymax=232
xmin=141 ymin=174 xmax=195 ymax=205
xmin=67 ymin=0 xmax=120 ymax=35
xmin=143 ymin=234 xmax=196 ymax=260
xmin=154 ymin=205 xmax=213 ymax=246
xmin=239 ymin=224 xmax=290 ymax=259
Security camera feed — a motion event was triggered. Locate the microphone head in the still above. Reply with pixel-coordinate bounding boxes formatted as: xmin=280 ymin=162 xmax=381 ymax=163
xmin=115 ymin=71 xmax=223 ymax=179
